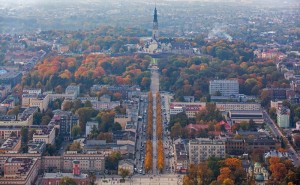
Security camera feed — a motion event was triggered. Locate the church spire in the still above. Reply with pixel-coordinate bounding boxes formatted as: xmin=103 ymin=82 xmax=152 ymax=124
xmin=152 ymin=4 xmax=159 ymax=40
xmin=153 ymin=6 xmax=158 ymax=23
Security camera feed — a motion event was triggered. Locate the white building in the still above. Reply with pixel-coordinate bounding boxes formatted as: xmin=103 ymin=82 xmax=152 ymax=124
xmin=270 ymin=100 xmax=283 ymax=110
xmin=277 ymin=107 xmax=290 ymax=128
xmin=32 ymin=127 xmax=56 ymax=145
xmin=169 ymin=106 xmax=184 ymax=115
xmin=229 ymin=110 xmax=264 ymax=124
xmin=85 ymin=122 xmax=98 ymax=137
xmin=188 ymin=138 xmax=226 ymax=164
xmin=216 ymin=102 xmax=261 ymax=112
xmin=23 ymin=88 xmax=42 ymax=95
xmin=209 ymin=80 xmax=239 ymax=97
xmin=65 ymin=85 xmax=80 ymax=97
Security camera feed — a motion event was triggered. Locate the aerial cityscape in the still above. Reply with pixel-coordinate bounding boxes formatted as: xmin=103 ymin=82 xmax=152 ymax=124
xmin=0 ymin=0 xmax=299 ymax=184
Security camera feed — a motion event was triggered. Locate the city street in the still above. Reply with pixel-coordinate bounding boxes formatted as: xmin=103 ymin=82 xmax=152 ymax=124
xmin=149 ymin=63 xmax=176 ymax=174
xmin=96 ymin=174 xmax=183 ymax=185
xmin=135 ymin=95 xmax=147 ymax=174
xmin=263 ymin=110 xmax=300 ymax=166
xmin=151 ymin=66 xmax=159 ymax=174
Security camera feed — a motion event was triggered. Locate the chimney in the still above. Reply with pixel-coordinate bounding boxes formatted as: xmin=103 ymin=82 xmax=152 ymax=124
xmin=72 ymin=160 xmax=80 ymax=176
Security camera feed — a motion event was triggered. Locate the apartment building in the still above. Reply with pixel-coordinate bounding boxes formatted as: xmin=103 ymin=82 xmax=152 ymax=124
xmin=32 ymin=126 xmax=55 ymax=144
xmin=51 ymin=110 xmax=79 ymax=140
xmin=188 ymin=138 xmax=226 ymax=164
xmin=0 ymin=107 xmax=38 ymax=126
xmin=63 ymin=151 xmax=105 ymax=173
xmin=209 ymin=80 xmax=239 ymax=97
xmin=42 ymin=160 xmax=88 ymax=185
xmin=22 ymin=94 xmax=49 ymax=112
xmin=0 ymin=137 xmax=21 ymax=154
xmin=174 ymin=143 xmax=189 ymax=173
xmin=0 ymin=127 xmax=21 ymax=139
xmin=65 ymin=85 xmax=80 ymax=97
xmin=216 ymin=102 xmax=261 ymax=112
xmin=225 ymin=138 xmax=246 ymax=155
xmin=0 ymin=157 xmax=39 ymax=185
xmin=228 ymin=110 xmax=264 ymax=124
xmin=270 ymin=100 xmax=283 ymax=109
xmin=277 ymin=107 xmax=290 ymax=128
xmin=22 ymin=88 xmax=41 ymax=95
xmin=169 ymin=102 xmax=206 ymax=118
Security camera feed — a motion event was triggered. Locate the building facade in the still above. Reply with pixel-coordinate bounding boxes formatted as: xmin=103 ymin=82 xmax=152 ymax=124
xmin=188 ymin=138 xmax=226 ymax=164
xmin=0 ymin=157 xmax=39 ymax=185
xmin=216 ymin=102 xmax=261 ymax=112
xmin=228 ymin=110 xmax=264 ymax=124
xmin=209 ymin=80 xmax=239 ymax=97
xmin=51 ymin=110 xmax=79 ymax=140
xmin=32 ymin=127 xmax=55 ymax=144
xmin=63 ymin=152 xmax=105 ymax=173
xmin=118 ymin=160 xmax=134 ymax=175
xmin=42 ymin=160 xmax=88 ymax=185
xmin=277 ymin=107 xmax=290 ymax=128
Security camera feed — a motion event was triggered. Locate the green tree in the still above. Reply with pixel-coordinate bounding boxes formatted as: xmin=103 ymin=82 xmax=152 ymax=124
xmin=71 ymin=125 xmax=82 ymax=138
xmin=119 ymin=168 xmax=130 ymax=180
xmin=21 ymin=127 xmax=29 ymax=153
xmin=7 ymin=106 xmax=21 ymax=116
xmin=105 ymin=152 xmax=122 ymax=171
xmin=76 ymin=107 xmax=98 ymax=132
xmin=10 ymin=131 xmax=17 ymax=137
xmin=44 ymin=144 xmax=57 ymax=156
xmin=67 ymin=141 xmax=82 ymax=153
xmin=89 ymin=125 xmax=99 ymax=139
xmin=97 ymin=132 xmax=113 ymax=142
xmin=239 ymin=121 xmax=249 ymax=130
xmin=207 ymin=157 xmax=221 ymax=180
xmin=88 ymin=172 xmax=96 ymax=185
xmin=28 ymin=129 xmax=36 ymax=141
xmin=33 ymin=112 xmax=43 ymax=125
xmin=196 ymin=103 xmax=223 ymax=122
xmin=171 ymin=122 xmax=182 ymax=139
xmin=84 ymin=100 xmax=93 ymax=107
xmin=111 ymin=122 xmax=122 ymax=132
xmin=41 ymin=115 xmax=52 ymax=125
xmin=97 ymin=111 xmax=115 ymax=132
xmin=59 ymin=176 xmax=77 ymax=185
xmin=169 ymin=112 xmax=189 ymax=128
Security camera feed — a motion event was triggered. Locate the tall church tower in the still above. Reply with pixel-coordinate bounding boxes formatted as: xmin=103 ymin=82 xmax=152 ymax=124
xmin=152 ymin=6 xmax=159 ymax=40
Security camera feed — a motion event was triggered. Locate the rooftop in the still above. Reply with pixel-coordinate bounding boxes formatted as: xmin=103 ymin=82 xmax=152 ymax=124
xmin=4 ymin=157 xmax=37 ymax=178
xmin=43 ymin=172 xmax=88 ymax=179
xmin=27 ymin=141 xmax=45 ymax=153
xmin=0 ymin=137 xmax=20 ymax=150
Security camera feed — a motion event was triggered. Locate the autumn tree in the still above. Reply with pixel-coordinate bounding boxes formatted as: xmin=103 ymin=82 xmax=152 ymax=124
xmin=105 ymin=152 xmax=122 ymax=171
xmin=144 ymin=139 xmax=153 ymax=172
xmin=71 ymin=125 xmax=82 ymax=138
xmin=268 ymin=157 xmax=288 ymax=182
xmin=59 ymin=176 xmax=77 ymax=185
xmin=157 ymin=140 xmax=164 ymax=172
xmin=217 ymin=158 xmax=246 ymax=184
xmin=119 ymin=168 xmax=130 ymax=180
xmin=67 ymin=141 xmax=82 ymax=153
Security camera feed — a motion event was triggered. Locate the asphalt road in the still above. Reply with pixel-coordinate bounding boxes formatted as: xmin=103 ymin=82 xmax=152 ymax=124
xmin=149 ymin=65 xmax=176 ymax=174
xmin=263 ymin=110 xmax=300 ymax=166
xmin=96 ymin=174 xmax=183 ymax=185
xmin=135 ymin=95 xmax=147 ymax=174
xmin=150 ymin=67 xmax=159 ymax=174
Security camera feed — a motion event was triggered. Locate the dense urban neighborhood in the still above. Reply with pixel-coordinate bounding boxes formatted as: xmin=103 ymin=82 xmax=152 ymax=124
xmin=0 ymin=0 xmax=299 ymax=185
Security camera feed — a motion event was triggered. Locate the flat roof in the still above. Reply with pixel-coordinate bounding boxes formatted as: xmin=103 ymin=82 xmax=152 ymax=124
xmin=43 ymin=173 xmax=88 ymax=179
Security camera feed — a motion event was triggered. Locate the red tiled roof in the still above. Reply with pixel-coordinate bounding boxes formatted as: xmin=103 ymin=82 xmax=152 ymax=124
xmin=185 ymin=124 xmax=208 ymax=131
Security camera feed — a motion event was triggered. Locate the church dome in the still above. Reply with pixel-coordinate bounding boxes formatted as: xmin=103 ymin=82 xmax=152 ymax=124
xmin=254 ymin=162 xmax=261 ymax=168
xmin=255 ymin=173 xmax=265 ymax=182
